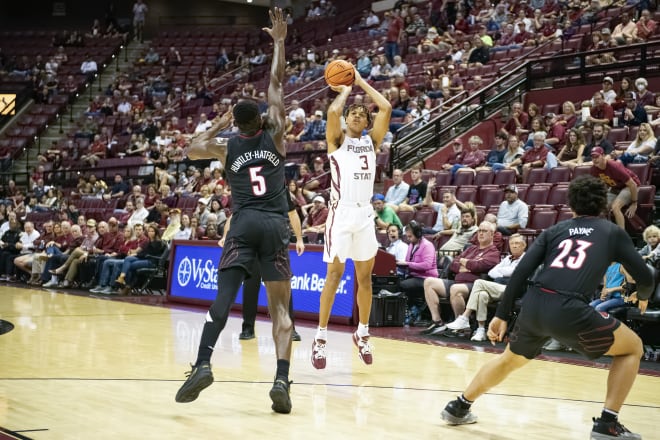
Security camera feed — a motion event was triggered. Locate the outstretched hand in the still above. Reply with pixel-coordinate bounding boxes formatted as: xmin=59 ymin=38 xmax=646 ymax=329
xmin=263 ymin=7 xmax=287 ymax=42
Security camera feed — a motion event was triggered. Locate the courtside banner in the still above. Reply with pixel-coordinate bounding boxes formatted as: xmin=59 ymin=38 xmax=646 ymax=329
xmin=169 ymin=241 xmax=355 ymax=318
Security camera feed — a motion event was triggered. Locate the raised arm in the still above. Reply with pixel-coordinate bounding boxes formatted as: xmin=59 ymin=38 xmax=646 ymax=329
xmin=326 ymin=84 xmax=352 ymax=154
xmin=263 ymin=8 xmax=287 ymax=157
xmin=353 ymin=67 xmax=392 ymax=149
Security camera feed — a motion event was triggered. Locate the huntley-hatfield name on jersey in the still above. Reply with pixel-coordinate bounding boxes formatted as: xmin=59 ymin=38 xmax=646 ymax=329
xmin=229 ymin=150 xmax=280 ymax=172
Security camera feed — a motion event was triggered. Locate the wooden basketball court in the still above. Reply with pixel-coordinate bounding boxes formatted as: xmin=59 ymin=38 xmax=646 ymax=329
xmin=0 ymin=286 xmax=658 ymax=439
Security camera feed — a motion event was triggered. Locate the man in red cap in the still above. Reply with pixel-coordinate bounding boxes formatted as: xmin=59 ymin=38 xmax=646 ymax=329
xmin=589 ymin=146 xmax=640 ymax=229
xmin=303 ymin=156 xmax=330 ymax=195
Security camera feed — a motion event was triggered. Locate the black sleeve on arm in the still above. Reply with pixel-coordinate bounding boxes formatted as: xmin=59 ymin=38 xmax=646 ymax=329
xmin=616 ymin=228 xmax=655 ymax=301
xmin=287 ymin=193 xmax=295 ymax=212
xmin=495 ymin=232 xmax=547 ymax=320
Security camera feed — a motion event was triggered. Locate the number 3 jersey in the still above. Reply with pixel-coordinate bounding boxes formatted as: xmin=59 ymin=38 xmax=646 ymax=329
xmin=225 ymin=129 xmax=288 ymax=214
xmin=328 ymin=134 xmax=376 ymax=205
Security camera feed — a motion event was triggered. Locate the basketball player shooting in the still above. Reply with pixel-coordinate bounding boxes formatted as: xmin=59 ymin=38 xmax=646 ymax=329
xmin=175 ymin=7 xmax=296 ymax=415
xmin=311 ymin=66 xmax=392 ymax=369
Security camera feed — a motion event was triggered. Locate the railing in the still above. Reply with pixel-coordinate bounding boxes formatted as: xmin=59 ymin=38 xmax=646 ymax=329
xmin=391 ymin=66 xmax=527 ymax=173
xmin=393 ymin=90 xmax=468 ymax=139
xmin=390 ymin=39 xmax=660 ymax=174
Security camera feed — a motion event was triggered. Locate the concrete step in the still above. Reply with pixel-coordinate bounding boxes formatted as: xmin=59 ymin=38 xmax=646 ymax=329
xmin=11 ymin=40 xmax=148 ymax=179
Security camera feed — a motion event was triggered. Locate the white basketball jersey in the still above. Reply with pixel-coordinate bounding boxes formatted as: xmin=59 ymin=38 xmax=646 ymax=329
xmin=328 ymin=134 xmax=376 ymax=205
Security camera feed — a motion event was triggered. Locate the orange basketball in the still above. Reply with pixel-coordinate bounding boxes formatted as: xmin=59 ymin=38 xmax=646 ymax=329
xmin=324 ymin=59 xmax=355 ymax=87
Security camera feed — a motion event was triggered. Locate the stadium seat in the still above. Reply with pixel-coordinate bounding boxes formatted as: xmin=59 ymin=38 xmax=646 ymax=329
xmin=493 ymin=169 xmax=516 ymax=185
xmin=626 ymin=163 xmax=650 ymax=185
xmin=546 ymin=184 xmax=570 ymax=208
xmin=397 ymin=210 xmax=414 ymax=227
xmin=524 ymin=184 xmax=552 ymax=206
xmin=455 ymin=185 xmax=478 ymax=204
xmin=556 ymin=206 xmax=574 ymax=223
xmin=453 ymin=171 xmax=474 ymax=186
xmin=547 ymin=166 xmax=571 ymax=184
xmin=474 ymin=169 xmax=494 ymax=186
xmin=413 ymin=208 xmax=437 ymax=230
xmin=525 ymin=168 xmax=548 ymax=184
xmin=519 ymin=207 xmax=558 ymax=235
xmin=434 ymin=171 xmax=452 ymax=186
xmin=572 ymin=165 xmax=592 ymax=179
xmin=478 ymin=186 xmax=504 ymax=208
xmin=608 ymin=128 xmax=629 ymax=144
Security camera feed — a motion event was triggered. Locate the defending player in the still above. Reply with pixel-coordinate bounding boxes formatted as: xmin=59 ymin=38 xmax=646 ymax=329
xmin=311 ymin=67 xmax=392 ymax=369
xmin=441 ymin=175 xmax=653 ymax=440
xmin=175 ymin=8 xmax=295 ymax=414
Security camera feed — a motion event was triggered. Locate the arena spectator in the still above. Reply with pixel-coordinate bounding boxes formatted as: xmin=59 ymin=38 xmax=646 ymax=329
xmin=421 ymin=221 xmax=500 ymax=335
xmin=590 ymin=146 xmax=640 ymax=229
xmin=589 ymin=262 xmax=627 ymax=313
xmin=635 ymin=9 xmax=657 ymax=42
xmin=507 ymin=131 xmax=550 ymax=179
xmin=421 ymin=180 xmax=460 ymax=236
xmin=438 ymin=208 xmax=478 ymax=253
xmin=635 ymin=77 xmax=655 ymax=108
xmin=587 ymin=91 xmax=615 ymax=127
xmin=301 ymin=195 xmax=328 ymax=234
xmin=611 ymin=12 xmax=637 ymax=45
xmin=557 ymin=128 xmax=586 ymax=169
xmin=397 ymin=221 xmax=438 ymax=316
xmin=620 ymin=92 xmax=648 ymax=127
xmin=442 ymin=136 xmax=486 ymax=177
xmin=373 ymin=194 xmax=403 ymax=232
xmin=384 ymin=169 xmax=409 ymax=212
xmin=397 ymin=166 xmax=427 ymax=213
xmin=502 ymin=102 xmax=529 ymax=136
xmin=612 ymin=122 xmax=655 ymax=165
xmin=496 ymin=184 xmax=528 ymax=235
xmin=446 ymin=233 xmax=527 ymax=341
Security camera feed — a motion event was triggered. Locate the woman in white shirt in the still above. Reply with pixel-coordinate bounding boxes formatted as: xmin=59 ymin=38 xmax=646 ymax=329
xmin=173 ymin=214 xmax=192 ymax=240
xmin=615 ymin=122 xmax=656 ymax=165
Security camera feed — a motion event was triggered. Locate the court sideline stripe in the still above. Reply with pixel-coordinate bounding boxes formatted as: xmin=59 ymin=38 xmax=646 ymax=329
xmin=1 ymin=378 xmax=658 ymax=410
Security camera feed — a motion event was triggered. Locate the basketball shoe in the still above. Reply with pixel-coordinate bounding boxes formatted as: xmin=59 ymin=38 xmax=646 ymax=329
xmin=269 ymin=378 xmax=293 ymax=414
xmin=352 ymin=332 xmax=373 ymax=365
xmin=441 ymin=399 xmax=478 ymax=425
xmin=591 ymin=417 xmax=641 ymax=439
xmin=311 ymin=339 xmax=327 ymax=369
xmin=175 ymin=361 xmax=214 ymax=403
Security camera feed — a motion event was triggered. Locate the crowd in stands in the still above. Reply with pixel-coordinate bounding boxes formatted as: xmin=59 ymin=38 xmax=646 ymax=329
xmin=1 ymin=0 xmax=660 ymax=304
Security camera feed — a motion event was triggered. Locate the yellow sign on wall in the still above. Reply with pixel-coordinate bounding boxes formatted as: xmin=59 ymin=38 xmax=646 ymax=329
xmin=0 ymin=94 xmax=16 ymax=116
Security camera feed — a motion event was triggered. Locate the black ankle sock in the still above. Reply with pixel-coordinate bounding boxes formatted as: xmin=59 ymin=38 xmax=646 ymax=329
xmin=601 ymin=409 xmax=618 ymax=423
xmin=458 ymin=394 xmax=473 ymax=408
xmin=276 ymin=359 xmax=290 ymax=381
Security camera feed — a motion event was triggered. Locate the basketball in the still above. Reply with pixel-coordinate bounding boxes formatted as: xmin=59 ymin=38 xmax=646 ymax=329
xmin=324 ymin=60 xmax=355 ymax=87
